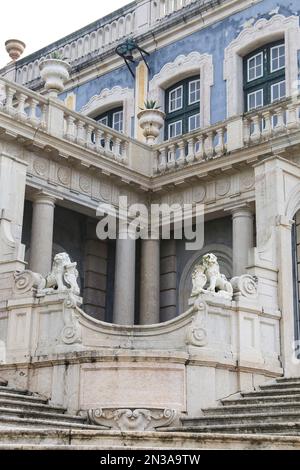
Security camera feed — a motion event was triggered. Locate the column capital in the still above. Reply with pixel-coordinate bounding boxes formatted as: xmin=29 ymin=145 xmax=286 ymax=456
xmin=225 ymin=203 xmax=254 ymax=217
xmin=31 ymin=191 xmax=61 ymax=206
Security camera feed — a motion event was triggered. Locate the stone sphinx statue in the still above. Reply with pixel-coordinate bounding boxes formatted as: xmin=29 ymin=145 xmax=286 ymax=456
xmin=14 ymin=252 xmax=80 ymax=298
xmin=191 ymin=253 xmax=233 ymax=300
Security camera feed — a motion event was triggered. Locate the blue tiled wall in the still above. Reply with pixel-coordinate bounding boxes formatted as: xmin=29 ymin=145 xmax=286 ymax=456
xmin=64 ymin=0 xmax=300 ymax=123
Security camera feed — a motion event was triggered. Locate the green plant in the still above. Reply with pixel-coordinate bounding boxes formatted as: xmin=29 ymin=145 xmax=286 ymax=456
xmin=142 ymin=99 xmax=161 ymax=110
xmin=50 ymin=51 xmax=63 ymax=60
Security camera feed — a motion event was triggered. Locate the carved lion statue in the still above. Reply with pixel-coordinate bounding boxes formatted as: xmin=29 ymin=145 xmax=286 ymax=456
xmin=191 ymin=253 xmax=233 ymax=299
xmin=41 ymin=253 xmax=80 ymax=295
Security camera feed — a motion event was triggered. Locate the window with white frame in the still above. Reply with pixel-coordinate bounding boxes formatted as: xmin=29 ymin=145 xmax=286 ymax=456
xmin=189 ymin=113 xmax=201 ymax=132
xmin=247 ymin=52 xmax=264 ymax=82
xmin=95 ymin=107 xmax=124 ymax=132
xmin=271 ymin=80 xmax=286 ymax=102
xmin=168 ymin=120 xmax=182 ymax=139
xmin=243 ymin=41 xmax=286 ymax=112
xmin=248 ymin=89 xmax=264 ymax=111
xmin=165 ymin=75 xmax=201 ymax=140
xmin=271 ymin=44 xmax=285 ymax=72
xmin=169 ymin=86 xmax=183 ymax=113
xmin=189 ymin=79 xmax=201 ymax=105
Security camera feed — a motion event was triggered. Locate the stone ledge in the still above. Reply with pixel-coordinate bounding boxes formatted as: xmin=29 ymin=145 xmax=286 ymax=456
xmin=0 ymin=428 xmax=299 ymax=450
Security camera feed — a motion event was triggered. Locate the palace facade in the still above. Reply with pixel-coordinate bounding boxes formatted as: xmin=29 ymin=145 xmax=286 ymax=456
xmin=0 ymin=0 xmax=300 ymax=448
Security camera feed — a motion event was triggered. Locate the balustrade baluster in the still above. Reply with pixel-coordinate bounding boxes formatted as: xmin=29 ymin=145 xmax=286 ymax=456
xmin=205 ymin=130 xmax=214 ymax=159
xmin=5 ymin=86 xmax=15 ymax=116
xmin=167 ymin=144 xmax=176 ymax=169
xmin=261 ymin=111 xmax=271 ymax=137
xmin=177 ymin=141 xmax=186 ymax=167
xmin=40 ymin=104 xmax=47 ymax=129
xmin=16 ymin=93 xmax=27 ymax=122
xmin=158 ymin=147 xmax=167 ymax=173
xmin=273 ymin=106 xmax=285 ymax=134
xmin=28 ymin=98 xmax=39 ymax=127
xmin=76 ymin=120 xmax=86 ymax=146
xmin=95 ymin=128 xmax=104 ymax=152
xmin=186 ymin=137 xmax=195 ymax=163
xmin=65 ymin=114 xmax=76 ymax=141
xmin=214 ymin=127 xmax=225 ymax=157
xmin=114 ymin=137 xmax=122 ymax=160
xmin=250 ymin=115 xmax=261 ymax=142
xmin=86 ymin=124 xmax=95 ymax=149
xmin=195 ymin=134 xmax=205 ymax=160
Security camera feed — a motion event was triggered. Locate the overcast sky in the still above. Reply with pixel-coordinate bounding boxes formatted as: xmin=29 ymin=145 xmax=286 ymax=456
xmin=1 ymin=0 xmax=129 ymax=66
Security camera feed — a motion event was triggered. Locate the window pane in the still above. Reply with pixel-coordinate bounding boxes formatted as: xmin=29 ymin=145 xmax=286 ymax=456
xmin=169 ymin=86 xmax=183 ymax=112
xmin=271 ymin=80 xmax=286 ymax=102
xmin=189 ymin=113 xmax=200 ymax=131
xmin=247 ymin=89 xmax=264 ymax=111
xmin=247 ymin=52 xmax=263 ymax=82
xmin=98 ymin=116 xmax=108 ymax=126
xmin=189 ymin=79 xmax=200 ymax=104
xmin=271 ymin=44 xmax=285 ymax=72
xmin=168 ymin=120 xmax=182 ymax=139
xmin=112 ymin=110 xmax=123 ymax=132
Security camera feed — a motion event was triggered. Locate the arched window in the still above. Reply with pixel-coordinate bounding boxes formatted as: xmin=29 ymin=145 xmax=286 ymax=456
xmin=94 ymin=106 xmax=124 ymax=133
xmin=164 ymin=75 xmax=200 ymax=140
xmin=243 ymin=41 xmax=286 ymax=112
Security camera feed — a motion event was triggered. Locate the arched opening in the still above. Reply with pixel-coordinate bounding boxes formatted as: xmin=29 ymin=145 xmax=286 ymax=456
xmin=292 ymin=211 xmax=300 ymax=341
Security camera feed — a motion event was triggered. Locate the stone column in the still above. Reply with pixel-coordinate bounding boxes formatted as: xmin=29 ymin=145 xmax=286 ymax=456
xmin=113 ymin=226 xmax=136 ymax=325
xmin=29 ymin=192 xmax=56 ymax=276
xmin=232 ymin=206 xmax=254 ymax=277
xmin=140 ymin=239 xmax=160 ymax=325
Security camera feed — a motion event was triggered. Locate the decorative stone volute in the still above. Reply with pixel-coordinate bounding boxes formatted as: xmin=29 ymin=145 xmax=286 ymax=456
xmin=5 ymin=39 xmax=26 ymax=62
xmin=137 ymin=108 xmax=165 ymax=145
xmin=39 ymin=58 xmax=71 ymax=97
xmin=14 ymin=252 xmax=81 ymax=302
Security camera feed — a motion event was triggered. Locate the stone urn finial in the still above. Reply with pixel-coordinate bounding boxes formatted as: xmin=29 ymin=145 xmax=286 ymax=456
xmin=39 ymin=54 xmax=71 ymax=98
xmin=5 ymin=39 xmax=26 ymax=62
xmin=137 ymin=100 xmax=165 ymax=146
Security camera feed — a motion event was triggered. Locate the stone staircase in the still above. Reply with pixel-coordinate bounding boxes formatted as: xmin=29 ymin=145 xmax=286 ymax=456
xmin=176 ymin=377 xmax=300 ymax=436
xmin=0 ymin=379 xmax=102 ymax=430
xmin=0 ymin=377 xmax=300 ymax=448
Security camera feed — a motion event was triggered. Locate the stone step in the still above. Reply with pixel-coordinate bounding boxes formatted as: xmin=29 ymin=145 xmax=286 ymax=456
xmin=276 ymin=377 xmax=300 ymax=384
xmin=0 ymin=398 xmax=66 ymax=414
xmin=242 ymin=388 xmax=300 ymax=398
xmin=182 ymin=411 xmax=300 ymax=427
xmin=0 ymin=428 xmax=299 ymax=450
xmin=0 ymin=386 xmax=33 ymax=396
xmin=0 ymin=391 xmax=47 ymax=404
xmin=260 ymin=382 xmax=300 ymax=391
xmin=169 ymin=422 xmax=300 ymax=435
xmin=222 ymin=394 xmax=300 ymax=406
xmin=0 ymin=407 xmax=85 ymax=423
xmin=202 ymin=402 xmax=300 ymax=416
xmin=0 ymin=415 xmax=105 ymax=430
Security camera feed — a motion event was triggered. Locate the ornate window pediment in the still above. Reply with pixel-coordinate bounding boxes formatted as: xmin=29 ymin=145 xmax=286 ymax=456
xmin=224 ymin=14 xmax=300 ymax=117
xmin=149 ymin=52 xmax=213 ymax=141
xmin=80 ymin=86 xmax=134 ymax=136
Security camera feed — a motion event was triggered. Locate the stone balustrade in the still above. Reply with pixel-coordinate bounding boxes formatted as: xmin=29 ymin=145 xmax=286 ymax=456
xmin=63 ymin=109 xmax=129 ymax=164
xmin=0 ymin=77 xmax=138 ymax=167
xmin=244 ymin=99 xmax=300 ymax=144
xmin=154 ymin=122 xmax=227 ymax=174
xmin=0 ymin=79 xmax=48 ymax=128
xmin=154 ymin=97 xmax=300 ymax=174
xmin=13 ymin=0 xmax=218 ymax=86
